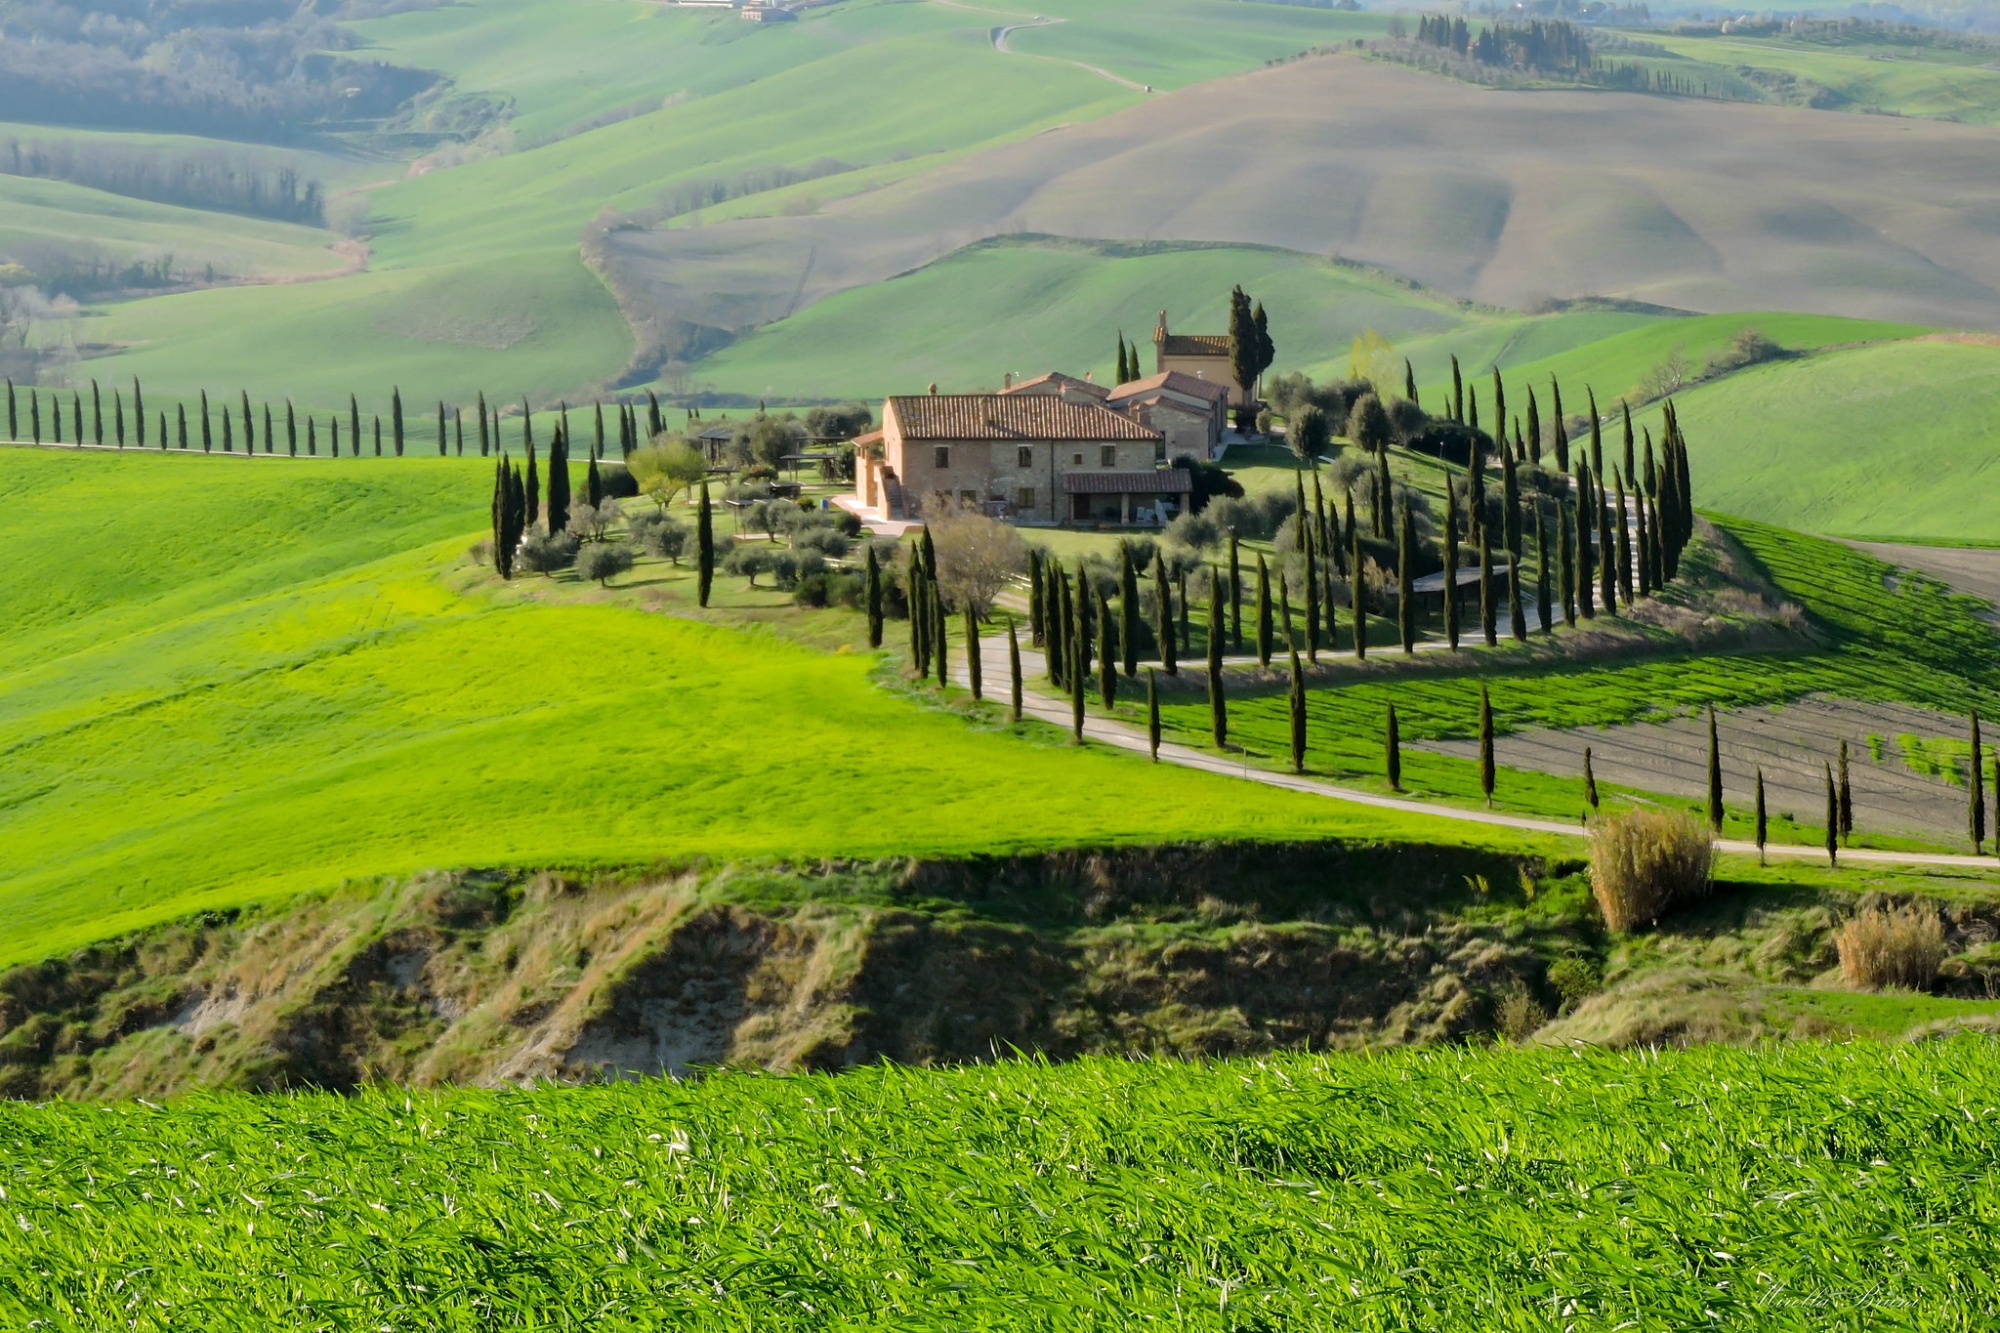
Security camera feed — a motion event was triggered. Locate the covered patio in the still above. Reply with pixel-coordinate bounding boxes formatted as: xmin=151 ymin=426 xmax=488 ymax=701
xmin=1061 ymin=468 xmax=1193 ymax=528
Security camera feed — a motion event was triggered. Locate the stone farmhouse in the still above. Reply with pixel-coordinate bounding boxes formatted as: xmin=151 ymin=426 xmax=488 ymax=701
xmin=1152 ymin=311 xmax=1255 ymax=408
xmin=853 ymin=387 xmax=1192 ymax=527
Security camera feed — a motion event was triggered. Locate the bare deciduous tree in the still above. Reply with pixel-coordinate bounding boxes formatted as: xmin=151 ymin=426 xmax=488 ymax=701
xmin=928 ymin=501 xmax=1027 ymax=618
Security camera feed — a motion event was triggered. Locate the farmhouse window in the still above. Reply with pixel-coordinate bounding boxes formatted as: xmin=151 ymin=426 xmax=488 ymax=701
xmin=1015 ymin=488 xmax=1035 ymax=512
xmin=959 ymin=489 xmax=979 ymax=507
xmin=1018 ymin=446 xmax=1033 ymax=468
xmin=1073 ymin=452 xmax=1083 ymax=466
xmin=1100 ymin=446 xmax=1116 ymax=468
xmin=933 ymin=446 xmax=950 ymax=469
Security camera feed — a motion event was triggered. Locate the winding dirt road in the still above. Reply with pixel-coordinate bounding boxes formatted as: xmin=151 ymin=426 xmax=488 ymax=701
xmin=951 ymin=629 xmax=1999 ymax=870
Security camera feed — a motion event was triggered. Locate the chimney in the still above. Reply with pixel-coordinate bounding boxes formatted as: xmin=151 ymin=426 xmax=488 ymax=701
xmin=928 ymin=382 xmax=938 ymax=395
xmin=1003 ymin=372 xmax=1013 ymax=389
xmin=1084 ymin=370 xmax=1093 ymax=383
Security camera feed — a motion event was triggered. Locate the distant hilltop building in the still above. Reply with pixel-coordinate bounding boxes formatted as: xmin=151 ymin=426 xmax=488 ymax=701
xmin=1152 ymin=311 xmax=1256 ymax=408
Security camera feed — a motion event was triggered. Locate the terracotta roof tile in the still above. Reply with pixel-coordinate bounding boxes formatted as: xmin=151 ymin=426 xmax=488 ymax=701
xmin=1001 ymin=371 xmax=1110 ymax=399
xmin=888 ymin=394 xmax=1159 ymax=442
xmin=1062 ymin=469 xmax=1192 ymax=494
xmin=1157 ymin=333 xmax=1231 ymax=357
xmin=1107 ymin=370 xmax=1233 ymax=404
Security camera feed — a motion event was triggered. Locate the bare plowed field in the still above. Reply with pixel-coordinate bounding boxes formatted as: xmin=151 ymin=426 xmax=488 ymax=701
xmin=1418 ymin=696 xmax=1981 ymax=843
xmin=606 ymin=54 xmax=2000 ymax=340
xmin=1850 ymin=542 xmax=2000 ymax=622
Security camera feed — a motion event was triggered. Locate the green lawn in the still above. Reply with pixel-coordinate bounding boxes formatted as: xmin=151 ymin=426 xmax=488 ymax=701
xmin=0 ymin=447 xmax=1526 ymax=968
xmin=1637 ymin=27 xmax=2000 ymax=125
xmin=2 ymin=1040 xmax=1994 ymax=1326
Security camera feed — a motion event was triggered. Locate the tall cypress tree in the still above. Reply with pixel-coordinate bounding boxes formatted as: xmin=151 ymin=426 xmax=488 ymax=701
xmin=307 ymin=417 xmax=317 ymax=456
xmin=1450 ymin=354 xmax=1464 ymax=421
xmin=1584 ymin=746 xmax=1599 ymax=811
xmin=240 ymin=390 xmax=253 ymax=452
xmin=1146 ymin=667 xmax=1160 ymax=761
xmin=1634 ymin=484 xmax=1652 ymax=598
xmin=262 ymin=403 xmax=272 ymax=454
xmin=547 ymin=426 xmax=572 ymax=536
xmin=1255 ymin=554 xmax=1273 ymax=667
xmin=200 ymin=391 xmax=211 ymax=451
xmin=1608 ymin=466 xmax=1624 ymax=600
xmin=648 ymin=390 xmax=663 ymax=439
xmin=1478 ymin=685 xmax=1495 ymax=806
xmin=1010 ymin=619 xmax=1025 ymax=724
xmin=865 ymin=544 xmax=884 ymax=648
xmin=491 ymin=456 xmax=509 ymax=577
xmin=966 ymin=608 xmax=982 ymax=701
xmin=1478 ymin=523 xmax=1495 ymax=647
xmin=1559 ymin=499 xmax=1577 ymax=627
xmin=1491 ymin=369 xmax=1505 ymax=453
xmin=1575 ymin=465 xmax=1595 ymax=619
xmin=1120 ymin=543 xmax=1139 ymax=677
xmin=1071 ymin=569 xmax=1088 ymax=743
xmin=1525 ymin=387 xmax=1541 ymax=467
xmin=1824 ymin=764 xmax=1839 ymax=867
xmin=437 ymin=402 xmax=447 ymax=456
xmin=477 ymin=392 xmax=490 ymax=457
xmin=1228 ymin=532 xmax=1243 ymax=652
xmin=1707 ymin=706 xmax=1724 ymax=832
xmin=1277 ymin=574 xmax=1293 ymax=659
xmin=349 ymin=394 xmax=360 ymax=452
xmin=1507 ymin=548 xmax=1526 ymax=643
xmin=221 ymin=410 xmax=232 ymax=454
xmin=1534 ymin=503 xmax=1552 ymax=634
xmin=1397 ymin=495 xmax=1416 ymax=654
xmin=91 ymin=379 xmax=101 ymax=444
xmin=329 ymin=415 xmax=338 ymax=456
xmin=5 ymin=377 xmax=14 ymax=440
xmin=284 ymin=401 xmax=296 ymax=456
xmin=392 ymin=387 xmax=405 ymax=456
xmin=1444 ymin=477 xmax=1461 ymax=651
xmin=1027 ymin=549 xmax=1044 ymax=647
xmin=134 ymin=379 xmax=146 ymax=446
xmin=114 ymin=389 xmax=125 ymax=447
xmin=1288 ymin=645 xmax=1307 ymax=774
xmin=1550 ymin=376 xmax=1568 ymax=472
xmin=1838 ymin=738 xmax=1853 ymax=846
xmin=1973 ymin=712 xmax=1986 ymax=853
xmin=1154 ymin=551 xmax=1176 ymax=676
xmin=697 ymin=482 xmax=714 ymax=607
xmin=1385 ymin=701 xmax=1402 ymax=790
xmin=71 ymin=391 xmax=81 ymax=445
xmin=1621 ymin=400 xmax=1635 ymax=484
xmin=1500 ymin=440 xmax=1520 ymax=557
xmin=175 ymin=402 xmax=186 ymax=450
xmin=374 ymin=416 xmax=383 ymax=457
xmin=1207 ymin=569 xmax=1226 ymax=749
xmin=1303 ymin=496 xmax=1320 ymax=661
xmin=524 ymin=440 xmax=539 ymax=526
xmin=1596 ymin=486 xmax=1616 ymax=615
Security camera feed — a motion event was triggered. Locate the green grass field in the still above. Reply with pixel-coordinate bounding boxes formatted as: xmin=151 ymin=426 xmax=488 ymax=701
xmin=1635 ymin=26 xmax=2000 ymax=125
xmin=0 ymin=446 xmax=1526 ymax=968
xmin=1626 ymin=338 xmax=2000 ymax=541
xmin=3 ymin=1040 xmax=1994 ymax=1326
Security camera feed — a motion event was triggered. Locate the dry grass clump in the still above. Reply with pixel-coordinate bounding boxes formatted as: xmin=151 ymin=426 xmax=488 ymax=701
xmin=1836 ymin=903 xmax=1947 ymax=992
xmin=1588 ymin=808 xmax=1714 ymax=933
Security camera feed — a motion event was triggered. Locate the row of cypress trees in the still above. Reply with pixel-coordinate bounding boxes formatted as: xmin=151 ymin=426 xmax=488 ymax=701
xmin=3 ymin=376 xmax=670 ymax=461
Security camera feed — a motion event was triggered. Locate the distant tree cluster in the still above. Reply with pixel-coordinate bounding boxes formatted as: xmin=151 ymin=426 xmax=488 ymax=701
xmin=0 ymin=0 xmax=437 ymax=143
xmin=0 ymin=137 xmax=324 ymax=225
xmin=1417 ymin=16 xmax=1594 ymax=75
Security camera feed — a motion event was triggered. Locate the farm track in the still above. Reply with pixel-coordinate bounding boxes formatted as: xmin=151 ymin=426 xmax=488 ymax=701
xmin=954 ymin=628 xmax=1998 ymax=869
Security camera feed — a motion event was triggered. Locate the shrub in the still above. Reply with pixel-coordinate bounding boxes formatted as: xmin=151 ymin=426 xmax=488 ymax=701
xmin=517 ymin=528 xmax=579 ymax=575
xmin=1204 ymin=491 xmax=1293 ymax=542
xmin=599 ymin=464 xmax=639 ymax=499
xmin=575 ymin=541 xmax=634 ymax=586
xmin=794 ymin=570 xmax=864 ymax=608
xmin=1588 ymin=808 xmax=1714 ymax=932
xmin=565 ymin=500 xmax=622 ymax=543
xmin=1165 ymin=509 xmax=1220 ymax=552
xmin=629 ymin=508 xmax=688 ymax=563
xmin=1546 ymin=955 xmax=1603 ymax=1012
xmin=1495 ymin=984 xmax=1547 ymax=1042
xmin=723 ymin=543 xmax=775 ymax=586
xmin=1836 ymin=903 xmax=1947 ymax=991
xmin=794 ymin=526 xmax=850 ymax=559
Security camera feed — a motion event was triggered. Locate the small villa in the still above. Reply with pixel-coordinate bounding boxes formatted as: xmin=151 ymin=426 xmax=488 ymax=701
xmin=853 ymin=389 xmax=1190 ymax=527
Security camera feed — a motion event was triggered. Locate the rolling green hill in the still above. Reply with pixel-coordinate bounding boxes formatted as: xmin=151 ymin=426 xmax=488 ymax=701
xmin=0 ymin=446 xmax=1482 ymax=968
xmin=1635 ymin=337 xmax=2000 ymax=540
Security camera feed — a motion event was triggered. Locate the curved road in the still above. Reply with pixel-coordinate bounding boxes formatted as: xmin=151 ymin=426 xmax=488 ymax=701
xmin=951 ymin=630 xmax=1999 ymax=870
